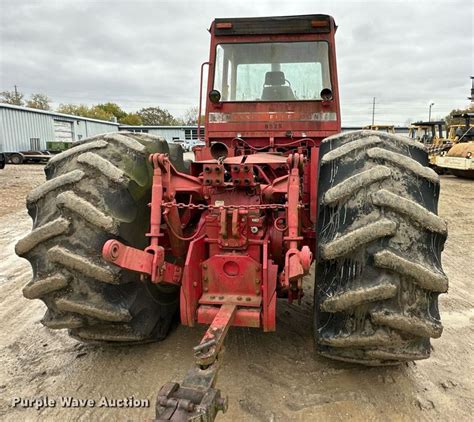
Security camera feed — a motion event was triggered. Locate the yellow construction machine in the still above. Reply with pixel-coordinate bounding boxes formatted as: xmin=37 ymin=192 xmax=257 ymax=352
xmin=363 ymin=124 xmax=395 ymax=133
xmin=408 ymin=121 xmax=448 ymax=170
xmin=435 ymin=113 xmax=474 ymax=178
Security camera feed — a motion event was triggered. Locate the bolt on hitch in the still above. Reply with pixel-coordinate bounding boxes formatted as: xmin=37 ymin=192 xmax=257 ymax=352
xmin=155 ymin=304 xmax=236 ymax=421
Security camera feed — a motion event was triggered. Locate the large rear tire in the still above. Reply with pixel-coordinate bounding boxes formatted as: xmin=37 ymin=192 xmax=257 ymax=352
xmin=315 ymin=130 xmax=448 ymax=365
xmin=16 ymin=132 xmax=184 ymax=343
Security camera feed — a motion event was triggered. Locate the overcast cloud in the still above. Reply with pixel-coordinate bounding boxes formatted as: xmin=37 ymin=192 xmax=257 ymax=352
xmin=0 ymin=0 xmax=472 ymax=126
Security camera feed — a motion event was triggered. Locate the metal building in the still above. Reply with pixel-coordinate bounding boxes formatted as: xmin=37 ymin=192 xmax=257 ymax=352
xmin=0 ymin=103 xmax=119 ymax=152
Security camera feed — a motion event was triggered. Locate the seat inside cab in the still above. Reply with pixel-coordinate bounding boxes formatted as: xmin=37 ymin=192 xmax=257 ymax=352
xmin=261 ymin=71 xmax=295 ymax=101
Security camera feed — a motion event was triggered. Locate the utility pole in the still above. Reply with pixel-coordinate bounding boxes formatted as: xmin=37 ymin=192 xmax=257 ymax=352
xmin=469 ymin=76 xmax=473 ymax=102
xmin=14 ymin=85 xmax=18 ymax=97
xmin=371 ymin=97 xmax=376 ymax=126
xmin=428 ymin=102 xmax=435 ymax=122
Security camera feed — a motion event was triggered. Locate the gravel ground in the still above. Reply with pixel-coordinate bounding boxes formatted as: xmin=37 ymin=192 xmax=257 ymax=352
xmin=0 ymin=164 xmax=472 ymax=421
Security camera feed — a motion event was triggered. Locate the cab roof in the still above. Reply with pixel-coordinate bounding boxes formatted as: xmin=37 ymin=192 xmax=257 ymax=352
xmin=212 ymin=14 xmax=336 ymax=36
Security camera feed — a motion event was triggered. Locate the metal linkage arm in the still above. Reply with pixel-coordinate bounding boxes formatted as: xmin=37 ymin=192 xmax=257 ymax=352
xmin=193 ymin=304 xmax=236 ymax=366
xmin=102 ymin=240 xmax=182 ymax=285
xmin=155 ymin=304 xmax=236 ymax=421
xmin=281 ymin=153 xmax=313 ymax=302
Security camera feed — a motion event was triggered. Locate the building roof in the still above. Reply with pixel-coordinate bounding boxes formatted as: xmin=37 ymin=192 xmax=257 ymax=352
xmin=411 ymin=121 xmax=445 ymax=126
xmin=0 ymin=103 xmax=120 ymax=126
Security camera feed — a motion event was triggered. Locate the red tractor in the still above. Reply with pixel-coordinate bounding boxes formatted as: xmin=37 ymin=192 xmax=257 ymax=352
xmin=17 ymin=15 xmax=448 ymax=420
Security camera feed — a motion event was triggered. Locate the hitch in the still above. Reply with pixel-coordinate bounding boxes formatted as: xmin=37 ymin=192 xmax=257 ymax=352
xmin=155 ymin=304 xmax=236 ymax=421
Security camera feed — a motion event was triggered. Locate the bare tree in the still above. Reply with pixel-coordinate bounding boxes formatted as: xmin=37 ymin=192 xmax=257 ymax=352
xmin=181 ymin=106 xmax=199 ymax=125
xmin=1 ymin=89 xmax=24 ymax=105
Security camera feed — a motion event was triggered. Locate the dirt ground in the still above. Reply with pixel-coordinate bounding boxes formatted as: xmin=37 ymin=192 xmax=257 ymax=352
xmin=0 ymin=164 xmax=472 ymax=421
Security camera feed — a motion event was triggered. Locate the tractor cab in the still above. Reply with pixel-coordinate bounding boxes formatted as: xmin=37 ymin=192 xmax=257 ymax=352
xmin=435 ymin=113 xmax=474 ymax=177
xmin=363 ymin=124 xmax=395 ymax=133
xmin=408 ymin=121 xmax=446 ymax=146
xmin=448 ymin=113 xmax=474 ymax=142
xmin=195 ymin=15 xmax=340 ymax=161
xmin=408 ymin=121 xmax=449 ymax=168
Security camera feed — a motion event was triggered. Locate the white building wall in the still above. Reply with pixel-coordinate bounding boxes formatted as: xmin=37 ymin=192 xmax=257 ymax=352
xmin=119 ymin=126 xmax=204 ymax=143
xmin=146 ymin=128 xmax=185 ymax=142
xmin=76 ymin=120 xmax=118 ymax=140
xmin=0 ymin=107 xmax=55 ymax=151
xmin=0 ymin=104 xmax=120 ymax=151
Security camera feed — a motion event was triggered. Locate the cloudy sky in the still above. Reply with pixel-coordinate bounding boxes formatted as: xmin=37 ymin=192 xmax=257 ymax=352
xmin=0 ymin=0 xmax=472 ymax=126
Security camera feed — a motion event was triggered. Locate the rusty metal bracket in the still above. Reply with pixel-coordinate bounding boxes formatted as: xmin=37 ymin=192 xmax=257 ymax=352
xmin=102 ymin=239 xmax=182 ymax=285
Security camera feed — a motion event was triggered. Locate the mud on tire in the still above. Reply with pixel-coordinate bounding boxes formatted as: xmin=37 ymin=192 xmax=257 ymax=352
xmin=16 ymin=132 xmax=184 ymax=343
xmin=315 ymin=130 xmax=448 ymax=365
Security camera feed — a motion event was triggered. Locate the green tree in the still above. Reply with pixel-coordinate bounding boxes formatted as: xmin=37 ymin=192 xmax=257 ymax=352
xmin=57 ymin=103 xmax=91 ymax=117
xmin=138 ymin=106 xmax=177 ymax=125
xmin=1 ymin=89 xmax=24 ymax=105
xmin=57 ymin=103 xmax=113 ymax=121
xmin=445 ymin=104 xmax=474 ymax=125
xmin=119 ymin=113 xmax=143 ymax=125
xmin=89 ymin=105 xmax=114 ymax=121
xmin=95 ymin=102 xmax=127 ymax=120
xmin=26 ymin=93 xmax=51 ymax=110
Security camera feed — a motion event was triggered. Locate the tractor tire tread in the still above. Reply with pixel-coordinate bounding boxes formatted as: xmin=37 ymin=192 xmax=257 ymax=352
xmin=18 ymin=132 xmax=181 ymax=343
xmin=315 ymin=130 xmax=447 ymax=365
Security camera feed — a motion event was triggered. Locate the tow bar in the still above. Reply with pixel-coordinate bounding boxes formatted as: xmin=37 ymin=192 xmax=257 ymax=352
xmin=155 ymin=304 xmax=236 ymax=421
